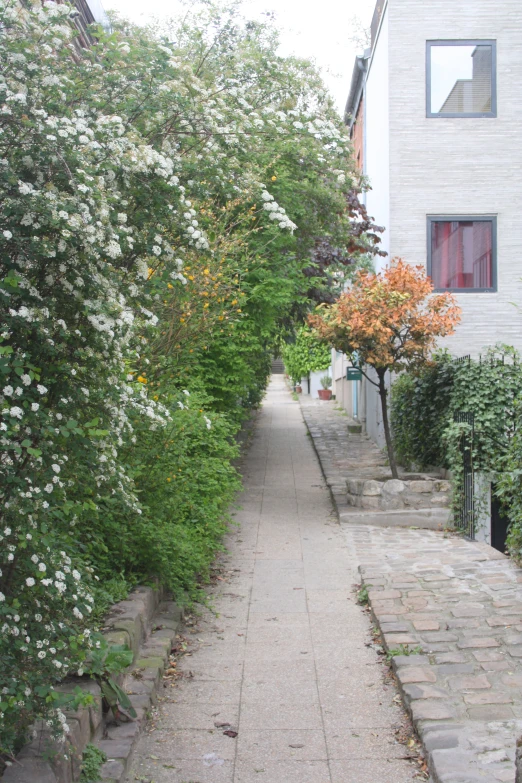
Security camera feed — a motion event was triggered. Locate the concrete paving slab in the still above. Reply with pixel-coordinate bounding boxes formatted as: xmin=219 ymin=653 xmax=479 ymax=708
xmin=128 ymin=378 xmax=418 ymax=783
xmin=234 ymin=758 xmax=331 ymax=783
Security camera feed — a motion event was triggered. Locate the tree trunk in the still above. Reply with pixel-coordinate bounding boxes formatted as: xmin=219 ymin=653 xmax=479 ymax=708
xmin=377 ymin=368 xmax=398 ymax=480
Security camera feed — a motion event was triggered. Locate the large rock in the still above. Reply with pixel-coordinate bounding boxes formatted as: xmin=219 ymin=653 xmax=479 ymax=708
xmin=383 ymin=479 xmax=406 ymax=495
xmin=408 ymin=480 xmax=434 ymax=493
xmin=362 ymin=480 xmax=383 ymax=496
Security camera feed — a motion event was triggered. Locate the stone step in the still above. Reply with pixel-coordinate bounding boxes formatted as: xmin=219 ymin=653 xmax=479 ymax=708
xmin=339 ymin=507 xmax=452 ymax=530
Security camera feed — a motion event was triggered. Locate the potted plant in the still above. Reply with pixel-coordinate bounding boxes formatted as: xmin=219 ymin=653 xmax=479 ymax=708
xmin=318 ymin=375 xmax=332 ymax=400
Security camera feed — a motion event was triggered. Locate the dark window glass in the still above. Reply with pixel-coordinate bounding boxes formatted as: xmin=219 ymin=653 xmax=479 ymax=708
xmin=430 ymin=220 xmax=493 ymax=290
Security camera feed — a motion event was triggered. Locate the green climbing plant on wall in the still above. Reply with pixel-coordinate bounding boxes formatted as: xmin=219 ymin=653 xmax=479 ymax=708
xmin=391 ymin=345 xmax=522 ymax=542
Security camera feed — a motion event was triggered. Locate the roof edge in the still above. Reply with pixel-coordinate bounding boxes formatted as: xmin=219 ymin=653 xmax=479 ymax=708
xmin=344 ymin=51 xmax=369 ymax=128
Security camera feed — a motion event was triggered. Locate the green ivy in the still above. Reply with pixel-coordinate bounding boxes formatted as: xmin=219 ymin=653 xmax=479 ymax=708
xmin=391 ymin=346 xmax=522 ymax=535
xmin=391 ymin=352 xmax=455 ymax=470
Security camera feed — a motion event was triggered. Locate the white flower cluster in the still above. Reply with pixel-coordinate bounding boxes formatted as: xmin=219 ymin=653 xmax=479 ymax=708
xmin=260 ymin=190 xmax=297 ymax=232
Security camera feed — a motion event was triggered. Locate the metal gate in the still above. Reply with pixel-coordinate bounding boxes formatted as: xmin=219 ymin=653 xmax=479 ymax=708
xmin=454 ymin=411 xmax=475 ymax=539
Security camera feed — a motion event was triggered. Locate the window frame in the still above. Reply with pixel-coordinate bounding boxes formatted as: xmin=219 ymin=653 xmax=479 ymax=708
xmin=426 ymin=215 xmax=497 ymax=293
xmin=426 ymin=39 xmax=497 ymax=118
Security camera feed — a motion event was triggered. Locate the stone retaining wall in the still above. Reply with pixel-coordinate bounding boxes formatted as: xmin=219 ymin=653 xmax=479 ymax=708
xmin=2 ymin=587 xmax=182 ymax=783
xmin=347 ymin=475 xmax=451 ymax=512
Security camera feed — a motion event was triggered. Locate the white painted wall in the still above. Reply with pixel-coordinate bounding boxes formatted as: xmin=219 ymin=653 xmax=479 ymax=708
xmin=299 ymin=367 xmax=332 ymax=399
xmin=364 ymin=4 xmax=390 ymax=271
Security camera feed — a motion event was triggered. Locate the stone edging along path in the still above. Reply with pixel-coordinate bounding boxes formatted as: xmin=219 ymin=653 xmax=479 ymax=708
xmin=2 ymin=588 xmax=183 ymax=783
xmin=298 ymin=394 xmax=522 ymax=783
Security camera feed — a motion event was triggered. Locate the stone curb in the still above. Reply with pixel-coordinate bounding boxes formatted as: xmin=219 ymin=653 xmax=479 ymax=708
xmin=2 ymin=588 xmax=183 ymax=783
xmin=340 ymin=507 xmax=451 ymax=529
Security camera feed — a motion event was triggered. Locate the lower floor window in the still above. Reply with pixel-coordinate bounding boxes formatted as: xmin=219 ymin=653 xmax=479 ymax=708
xmin=428 ymin=216 xmax=496 ymax=291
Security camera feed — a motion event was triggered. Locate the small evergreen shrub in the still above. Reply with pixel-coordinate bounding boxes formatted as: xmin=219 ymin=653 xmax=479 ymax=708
xmin=80 ymin=744 xmax=107 ymax=783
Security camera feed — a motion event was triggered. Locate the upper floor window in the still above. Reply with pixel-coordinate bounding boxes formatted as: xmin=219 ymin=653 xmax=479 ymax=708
xmin=426 ymin=40 xmax=497 ymax=118
xmin=427 ymin=216 xmax=497 ymax=292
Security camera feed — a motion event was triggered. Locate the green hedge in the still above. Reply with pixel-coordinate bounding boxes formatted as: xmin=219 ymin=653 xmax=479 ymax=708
xmin=390 ymin=354 xmax=456 ymax=470
xmin=391 ymin=347 xmax=522 ymax=559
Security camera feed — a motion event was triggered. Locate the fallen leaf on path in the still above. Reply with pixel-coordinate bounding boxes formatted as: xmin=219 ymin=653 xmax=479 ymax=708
xmin=289 ymin=744 xmax=305 ymax=748
xmin=214 ymin=721 xmax=231 ymax=728
xmin=223 ymin=730 xmax=238 ymax=738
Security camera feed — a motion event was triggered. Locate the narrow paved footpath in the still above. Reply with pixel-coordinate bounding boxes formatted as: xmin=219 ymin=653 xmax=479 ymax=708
xmin=128 ymin=378 xmax=418 ymax=783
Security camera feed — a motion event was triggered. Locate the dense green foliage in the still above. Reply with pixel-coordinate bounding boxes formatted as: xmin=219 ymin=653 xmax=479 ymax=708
xmin=498 ymin=402 xmax=522 ymax=559
xmin=282 ymin=326 xmax=331 ymax=384
xmin=80 ymin=744 xmax=107 ymax=783
xmin=391 ymin=347 xmax=522 ymax=549
xmin=391 ymin=354 xmax=456 ymax=470
xmin=0 ymin=0 xmax=374 ymax=757
xmin=391 ymin=348 xmax=521 ymax=474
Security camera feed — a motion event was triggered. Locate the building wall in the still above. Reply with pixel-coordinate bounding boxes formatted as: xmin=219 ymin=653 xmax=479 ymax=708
xmin=365 ymin=4 xmax=390 ymax=269
xmin=352 ymin=98 xmax=365 ymax=172
xmin=299 ymin=368 xmax=332 ymax=400
xmin=388 ymin=0 xmax=522 ymax=357
xmin=333 ymin=351 xmax=361 ymax=421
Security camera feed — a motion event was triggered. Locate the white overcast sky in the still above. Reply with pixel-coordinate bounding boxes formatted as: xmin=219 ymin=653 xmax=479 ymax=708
xmin=103 ymin=0 xmax=377 ymax=115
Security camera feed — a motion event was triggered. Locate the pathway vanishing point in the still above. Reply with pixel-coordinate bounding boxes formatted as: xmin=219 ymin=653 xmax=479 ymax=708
xmin=128 ymin=377 xmax=418 ymax=783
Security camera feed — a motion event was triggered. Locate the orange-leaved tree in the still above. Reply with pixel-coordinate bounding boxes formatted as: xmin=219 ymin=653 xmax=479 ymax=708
xmin=309 ymin=260 xmax=461 ymax=478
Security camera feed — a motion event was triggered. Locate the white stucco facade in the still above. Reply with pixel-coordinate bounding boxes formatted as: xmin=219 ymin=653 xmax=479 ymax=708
xmin=299 ymin=368 xmax=332 ymax=399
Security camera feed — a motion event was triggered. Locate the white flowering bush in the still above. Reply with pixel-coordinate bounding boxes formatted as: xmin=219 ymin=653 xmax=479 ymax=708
xmin=0 ymin=0 xmax=365 ymax=759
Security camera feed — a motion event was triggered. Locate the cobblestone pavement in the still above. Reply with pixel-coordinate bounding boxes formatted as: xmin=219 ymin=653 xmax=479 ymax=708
xmin=298 ymin=396 xmax=386 ymax=512
xmin=128 ymin=378 xmax=419 ymax=783
xmin=300 ymin=394 xmax=522 ymax=783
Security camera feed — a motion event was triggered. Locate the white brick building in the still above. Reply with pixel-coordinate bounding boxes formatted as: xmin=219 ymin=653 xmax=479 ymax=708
xmin=336 ymin=0 xmax=522 ymax=445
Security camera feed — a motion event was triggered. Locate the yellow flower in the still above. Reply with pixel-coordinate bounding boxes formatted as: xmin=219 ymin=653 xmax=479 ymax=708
xmin=237 ymin=308 xmax=242 ymax=313
xmin=188 ymin=275 xmax=194 ymax=281
xmin=203 ymin=268 xmax=210 ymax=275
xmin=203 ymin=303 xmax=209 ymax=309
xmin=137 ymin=375 xmax=147 ymax=384
xmin=180 ymin=318 xmax=185 ymax=323
xmin=271 ymin=176 xmax=277 ymax=181
xmin=231 ymin=299 xmax=238 ymax=305
xmin=167 ymin=477 xmax=171 ymax=482
xmin=167 ymin=283 xmax=173 ymax=289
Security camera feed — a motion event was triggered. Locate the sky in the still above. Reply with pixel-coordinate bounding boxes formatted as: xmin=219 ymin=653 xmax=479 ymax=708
xmin=103 ymin=0 xmax=377 ymax=115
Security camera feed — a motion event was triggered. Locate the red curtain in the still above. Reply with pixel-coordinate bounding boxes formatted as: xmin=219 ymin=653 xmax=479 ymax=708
xmin=431 ymin=221 xmax=492 ymax=289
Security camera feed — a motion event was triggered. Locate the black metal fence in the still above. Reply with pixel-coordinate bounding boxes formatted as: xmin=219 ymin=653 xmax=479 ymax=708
xmin=454 ymin=411 xmax=475 ymax=539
